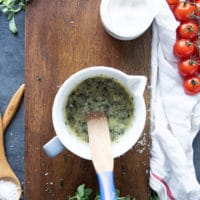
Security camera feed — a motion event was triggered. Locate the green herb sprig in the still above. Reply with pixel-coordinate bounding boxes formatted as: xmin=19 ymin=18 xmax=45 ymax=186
xmin=67 ymin=184 xmax=138 ymax=200
xmin=0 ymin=0 xmax=28 ymax=34
xmin=67 ymin=184 xmax=92 ymax=200
xmin=67 ymin=184 xmax=159 ymax=200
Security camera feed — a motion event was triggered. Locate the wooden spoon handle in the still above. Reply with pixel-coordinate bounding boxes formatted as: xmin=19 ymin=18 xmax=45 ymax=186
xmin=3 ymin=83 xmax=25 ymax=132
xmin=87 ymin=112 xmax=117 ymax=200
xmin=0 ymin=113 xmax=7 ymax=162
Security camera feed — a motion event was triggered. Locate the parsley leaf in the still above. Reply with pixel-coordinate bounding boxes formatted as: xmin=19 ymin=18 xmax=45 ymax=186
xmin=67 ymin=184 xmax=137 ymax=200
xmin=0 ymin=0 xmax=28 ymax=34
xmin=68 ymin=184 xmax=92 ymax=200
xmin=9 ymin=15 xmax=17 ymax=33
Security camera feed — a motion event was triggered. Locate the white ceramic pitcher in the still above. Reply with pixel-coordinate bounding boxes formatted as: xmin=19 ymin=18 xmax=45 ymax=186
xmin=43 ymin=66 xmax=147 ymax=160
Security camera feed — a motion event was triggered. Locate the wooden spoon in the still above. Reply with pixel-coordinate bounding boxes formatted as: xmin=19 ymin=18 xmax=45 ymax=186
xmin=3 ymin=83 xmax=25 ymax=132
xmin=87 ymin=112 xmax=117 ymax=200
xmin=0 ymin=113 xmax=22 ymax=199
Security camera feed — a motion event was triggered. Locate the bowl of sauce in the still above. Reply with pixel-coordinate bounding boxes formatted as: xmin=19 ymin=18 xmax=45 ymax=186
xmin=65 ymin=76 xmax=134 ymax=143
xmin=43 ymin=66 xmax=147 ymax=160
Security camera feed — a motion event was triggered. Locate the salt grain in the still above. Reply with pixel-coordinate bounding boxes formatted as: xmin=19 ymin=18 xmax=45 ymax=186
xmin=135 ymin=133 xmax=147 ymax=154
xmin=0 ymin=180 xmax=19 ymax=200
xmin=147 ymin=85 xmax=152 ymax=89
xmin=136 ymin=147 xmax=146 ymax=154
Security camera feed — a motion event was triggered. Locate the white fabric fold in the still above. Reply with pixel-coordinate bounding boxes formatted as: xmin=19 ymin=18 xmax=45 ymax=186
xmin=150 ymin=0 xmax=200 ymax=199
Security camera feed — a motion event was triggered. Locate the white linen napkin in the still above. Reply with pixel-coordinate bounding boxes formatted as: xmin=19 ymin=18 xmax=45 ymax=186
xmin=150 ymin=1 xmax=200 ymax=199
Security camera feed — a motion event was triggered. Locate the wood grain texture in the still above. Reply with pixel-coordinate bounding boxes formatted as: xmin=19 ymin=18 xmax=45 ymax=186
xmin=25 ymin=0 xmax=151 ymax=199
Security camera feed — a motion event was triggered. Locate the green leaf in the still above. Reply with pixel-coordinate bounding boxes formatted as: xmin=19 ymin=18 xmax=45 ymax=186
xmin=0 ymin=0 xmax=27 ymax=34
xmin=94 ymin=193 xmax=100 ymax=200
xmin=9 ymin=16 xmax=17 ymax=34
xmin=68 ymin=184 xmax=154 ymax=200
xmin=116 ymin=189 xmax=120 ymax=196
xmin=68 ymin=196 xmax=78 ymax=200
xmin=2 ymin=7 xmax=8 ymax=13
xmin=7 ymin=12 xmax=13 ymax=20
xmin=19 ymin=2 xmax=25 ymax=9
xmin=77 ymin=184 xmax=85 ymax=198
xmin=84 ymin=188 xmax=92 ymax=197
xmin=124 ymin=196 xmax=131 ymax=200
xmin=0 ymin=5 xmax=4 ymax=10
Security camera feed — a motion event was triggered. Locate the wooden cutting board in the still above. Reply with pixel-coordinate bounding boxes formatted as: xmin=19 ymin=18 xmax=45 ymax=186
xmin=25 ymin=0 xmax=151 ymax=199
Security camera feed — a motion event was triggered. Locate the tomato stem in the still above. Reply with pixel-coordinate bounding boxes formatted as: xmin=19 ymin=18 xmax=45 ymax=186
xmin=186 ymin=26 xmax=194 ymax=33
xmin=189 ymin=58 xmax=196 ymax=64
xmin=191 ymin=79 xmax=198 ymax=85
xmin=184 ymin=0 xmax=188 ymax=7
xmin=186 ymin=40 xmax=193 ymax=46
xmin=191 ymin=0 xmax=200 ymax=56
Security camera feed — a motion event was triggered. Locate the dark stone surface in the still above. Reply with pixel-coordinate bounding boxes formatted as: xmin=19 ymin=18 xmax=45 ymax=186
xmin=0 ymin=9 xmax=199 ymax=200
xmin=0 ymin=11 xmax=25 ymax=199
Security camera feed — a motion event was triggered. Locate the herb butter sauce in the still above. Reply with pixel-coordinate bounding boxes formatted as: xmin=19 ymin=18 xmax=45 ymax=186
xmin=65 ymin=76 xmax=134 ymax=142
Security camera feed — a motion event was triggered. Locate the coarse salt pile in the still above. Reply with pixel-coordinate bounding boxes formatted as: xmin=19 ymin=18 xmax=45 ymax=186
xmin=0 ymin=180 xmax=19 ymax=200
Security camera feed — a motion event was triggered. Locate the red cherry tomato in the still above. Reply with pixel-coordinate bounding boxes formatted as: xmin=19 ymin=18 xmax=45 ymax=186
xmin=177 ymin=22 xmax=198 ymax=40
xmin=166 ymin=0 xmax=178 ymax=5
xmin=173 ymin=2 xmax=196 ymax=21
xmin=170 ymin=5 xmax=175 ymax=11
xmin=193 ymin=38 xmax=200 ymax=56
xmin=183 ymin=76 xmax=200 ymax=95
xmin=196 ymin=58 xmax=200 ymax=72
xmin=195 ymin=0 xmax=200 ymax=14
xmin=178 ymin=59 xmax=199 ymax=77
xmin=188 ymin=0 xmax=200 ymax=9
xmin=174 ymin=39 xmax=195 ymax=58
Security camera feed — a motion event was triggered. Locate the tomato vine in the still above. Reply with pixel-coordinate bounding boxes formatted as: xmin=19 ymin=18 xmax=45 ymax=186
xmin=167 ymin=0 xmax=200 ymax=95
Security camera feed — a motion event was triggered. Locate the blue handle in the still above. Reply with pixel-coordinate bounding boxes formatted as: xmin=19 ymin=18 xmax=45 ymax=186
xmin=43 ymin=136 xmax=65 ymax=157
xmin=97 ymin=171 xmax=117 ymax=200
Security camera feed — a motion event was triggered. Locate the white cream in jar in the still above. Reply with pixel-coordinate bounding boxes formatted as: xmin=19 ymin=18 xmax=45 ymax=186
xmin=100 ymin=0 xmax=160 ymax=40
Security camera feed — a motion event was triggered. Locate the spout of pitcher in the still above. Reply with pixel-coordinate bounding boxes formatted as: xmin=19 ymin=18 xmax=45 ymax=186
xmin=127 ymin=75 xmax=147 ymax=96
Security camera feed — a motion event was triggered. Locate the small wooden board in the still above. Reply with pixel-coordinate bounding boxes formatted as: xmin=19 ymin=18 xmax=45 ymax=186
xmin=25 ymin=0 xmax=151 ymax=199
